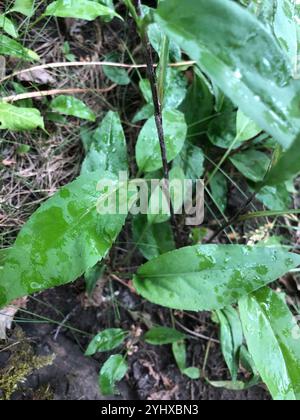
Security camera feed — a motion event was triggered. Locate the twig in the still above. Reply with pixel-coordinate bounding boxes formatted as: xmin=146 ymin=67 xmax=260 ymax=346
xmin=175 ymin=319 xmax=220 ymax=344
xmin=0 ymin=60 xmax=196 ymax=84
xmin=1 ymin=85 xmax=117 ymax=103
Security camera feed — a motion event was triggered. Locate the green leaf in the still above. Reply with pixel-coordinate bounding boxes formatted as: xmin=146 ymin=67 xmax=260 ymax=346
xmin=132 ymin=215 xmax=175 ymax=261
xmin=103 ymin=53 xmax=130 ymax=85
xmin=256 ymin=183 xmax=292 ymax=211
xmin=85 ymin=329 xmax=127 ymax=356
xmin=148 ymin=22 xmax=181 ymax=62
xmin=0 ymin=35 xmax=39 ymax=61
xmin=0 ymin=15 xmax=19 ymax=38
xmin=81 ymin=111 xmax=128 ymax=175
xmin=210 ymin=171 xmax=228 ymax=213
xmin=45 ymin=0 xmax=120 ymax=21
xmin=0 ymin=172 xmax=128 ymax=308
xmin=144 ymin=327 xmax=185 ymax=345
xmin=136 ymin=109 xmax=187 ymax=173
xmin=172 ymin=341 xmax=201 ymax=379
xmin=133 ymin=245 xmax=300 ymax=311
xmin=179 ymin=69 xmax=214 ymax=143
xmin=217 ymin=306 xmax=243 ymax=381
xmin=208 ymin=112 xmax=240 ymax=150
xmin=0 ymin=102 xmax=44 ymax=131
xmin=229 ymin=149 xmax=270 ymax=182
xmin=11 ymin=0 xmax=35 ymax=17
xmin=207 ymin=378 xmax=259 ymax=391
xmin=0 ymin=249 xmax=10 ymax=268
xmin=50 ymin=95 xmax=96 ymax=121
xmin=239 ymin=287 xmax=300 ymax=400
xmin=155 ymin=0 xmax=300 ymax=151
xmin=173 ymin=143 xmax=205 ymax=181
xmin=236 ymin=109 xmax=261 ymax=141
xmin=99 ymin=354 xmax=128 ymax=396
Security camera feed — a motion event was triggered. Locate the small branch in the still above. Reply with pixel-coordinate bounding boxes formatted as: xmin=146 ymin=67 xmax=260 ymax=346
xmin=1 ymin=85 xmax=117 ymax=103
xmin=0 ymin=60 xmax=196 ymax=84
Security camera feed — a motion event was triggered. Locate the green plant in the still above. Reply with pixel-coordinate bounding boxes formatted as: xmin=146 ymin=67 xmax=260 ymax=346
xmin=1 ymin=0 xmax=300 ymax=400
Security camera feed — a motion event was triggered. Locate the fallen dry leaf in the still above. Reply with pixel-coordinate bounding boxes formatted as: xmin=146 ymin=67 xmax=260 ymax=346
xmin=18 ymin=69 xmax=56 ymax=85
xmin=0 ymin=297 xmax=27 ymax=339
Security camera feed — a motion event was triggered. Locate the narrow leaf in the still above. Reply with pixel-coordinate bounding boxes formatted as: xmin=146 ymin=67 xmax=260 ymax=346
xmin=99 ymin=354 xmax=128 ymax=396
xmin=0 ymin=34 xmax=39 ymax=61
xmin=239 ymin=287 xmax=300 ymax=400
xmin=51 ymin=95 xmax=96 ymax=121
xmin=45 ymin=0 xmax=120 ymax=21
xmin=85 ymin=329 xmax=127 ymax=356
xmin=0 ymin=15 xmax=19 ymax=38
xmin=144 ymin=327 xmax=185 ymax=345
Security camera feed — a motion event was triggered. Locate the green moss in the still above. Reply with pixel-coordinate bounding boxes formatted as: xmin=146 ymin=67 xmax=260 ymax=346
xmin=0 ymin=328 xmax=55 ymax=400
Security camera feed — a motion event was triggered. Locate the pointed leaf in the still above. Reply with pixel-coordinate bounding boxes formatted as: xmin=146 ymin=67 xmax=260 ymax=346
xmin=51 ymin=95 xmax=96 ymax=121
xmin=99 ymin=355 xmax=128 ymax=396
xmin=45 ymin=0 xmax=120 ymax=21
xmin=239 ymin=288 xmax=300 ymax=400
xmin=0 ymin=15 xmax=19 ymax=38
xmin=11 ymin=0 xmax=35 ymax=17
xmin=85 ymin=329 xmax=127 ymax=356
xmin=144 ymin=327 xmax=185 ymax=345
xmin=0 ymin=34 xmax=39 ymax=61
xmin=133 ymin=245 xmax=300 ymax=311
xmin=136 ymin=109 xmax=187 ymax=173
xmin=0 ymin=172 xmax=128 ymax=308
xmin=229 ymin=149 xmax=270 ymax=182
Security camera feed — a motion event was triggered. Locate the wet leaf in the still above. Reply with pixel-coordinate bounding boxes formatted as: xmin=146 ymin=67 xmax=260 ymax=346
xmin=256 ymin=183 xmax=292 ymax=211
xmin=132 ymin=215 xmax=175 ymax=261
xmin=230 ymin=149 xmax=270 ymax=182
xmin=0 ymin=103 xmax=44 ymax=131
xmin=136 ymin=109 xmax=187 ymax=172
xmin=155 ymin=0 xmax=300 ymax=152
xmin=236 ymin=109 xmax=261 ymax=141
xmin=0 ymin=34 xmax=39 ymax=61
xmin=144 ymin=327 xmax=185 ymax=345
xmin=85 ymin=329 xmax=127 ymax=355
xmin=239 ymin=287 xmax=300 ymax=400
xmin=45 ymin=0 xmax=120 ymax=21
xmin=99 ymin=354 xmax=128 ymax=396
xmin=51 ymin=95 xmax=96 ymax=121
xmin=0 ymin=172 xmax=128 ymax=308
xmin=81 ymin=111 xmax=128 ymax=175
xmin=173 ymin=143 xmax=205 ymax=181
xmin=133 ymin=245 xmax=300 ymax=311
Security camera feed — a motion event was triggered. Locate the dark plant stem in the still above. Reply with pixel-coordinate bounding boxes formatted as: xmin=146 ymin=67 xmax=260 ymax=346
xmin=135 ymin=0 xmax=181 ymax=245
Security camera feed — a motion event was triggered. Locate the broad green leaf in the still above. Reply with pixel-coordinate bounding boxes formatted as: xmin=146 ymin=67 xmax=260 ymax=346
xmin=0 ymin=172 xmax=128 ymax=308
xmin=50 ymin=95 xmax=96 ymax=121
xmin=210 ymin=171 xmax=228 ymax=213
xmin=208 ymin=112 xmax=240 ymax=149
xmin=85 ymin=329 xmax=127 ymax=356
xmin=133 ymin=245 xmax=300 ymax=311
xmin=99 ymin=354 xmax=128 ymax=396
xmin=45 ymin=0 xmax=120 ymax=21
xmin=172 ymin=341 xmax=201 ymax=379
xmin=155 ymin=0 xmax=300 ymax=151
xmin=179 ymin=69 xmax=214 ymax=143
xmin=256 ymin=183 xmax=292 ymax=211
xmin=0 ymin=249 xmax=10 ymax=268
xmin=236 ymin=109 xmax=261 ymax=141
xmin=217 ymin=306 xmax=243 ymax=381
xmin=0 ymin=35 xmax=39 ymax=61
xmin=0 ymin=102 xmax=44 ymax=131
xmin=132 ymin=215 xmax=175 ymax=261
xmin=144 ymin=327 xmax=185 ymax=345
xmin=173 ymin=143 xmax=205 ymax=181
xmin=239 ymin=288 xmax=300 ymax=400
xmin=81 ymin=111 xmax=128 ymax=175
xmin=11 ymin=0 xmax=35 ymax=17
xmin=103 ymin=53 xmax=130 ymax=85
xmin=147 ymin=182 xmax=170 ymax=225
xmin=136 ymin=109 xmax=187 ymax=172
xmin=0 ymin=15 xmax=19 ymax=38
xmin=229 ymin=149 xmax=270 ymax=182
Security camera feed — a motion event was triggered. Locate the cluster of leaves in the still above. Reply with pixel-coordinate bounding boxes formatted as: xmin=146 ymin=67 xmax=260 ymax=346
xmin=1 ymin=0 xmax=300 ymax=400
